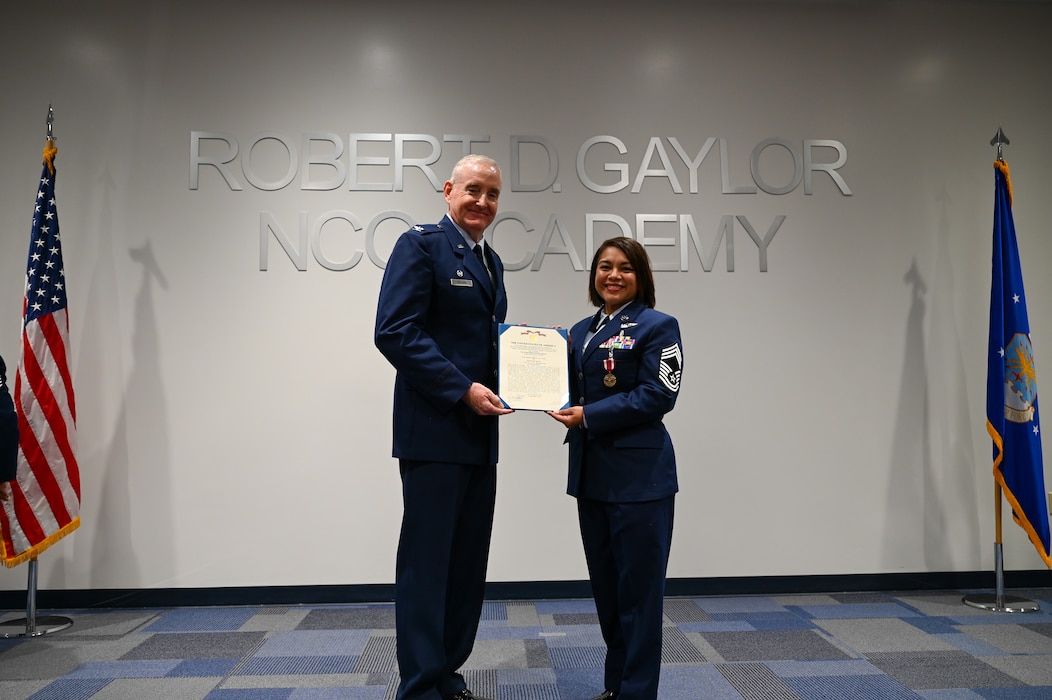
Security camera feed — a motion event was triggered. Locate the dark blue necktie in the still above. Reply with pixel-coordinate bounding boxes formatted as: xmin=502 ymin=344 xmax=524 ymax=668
xmin=474 ymin=244 xmax=494 ymax=286
xmin=590 ymin=312 xmax=611 ymax=334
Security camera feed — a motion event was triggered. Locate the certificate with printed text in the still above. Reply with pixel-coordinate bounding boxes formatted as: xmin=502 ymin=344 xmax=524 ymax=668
xmin=497 ymin=324 xmax=570 ymax=411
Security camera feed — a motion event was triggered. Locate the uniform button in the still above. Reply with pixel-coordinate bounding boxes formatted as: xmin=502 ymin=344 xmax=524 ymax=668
xmin=579 ymin=397 xmax=585 ymax=404
xmin=578 ymin=372 xmax=584 ymax=380
xmin=492 ymin=315 xmax=497 ymax=322
xmin=492 ymin=341 xmax=497 ymax=349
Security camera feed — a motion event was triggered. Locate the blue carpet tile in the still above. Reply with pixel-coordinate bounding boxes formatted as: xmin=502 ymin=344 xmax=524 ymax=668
xmin=2 ymin=590 xmax=1052 ymax=699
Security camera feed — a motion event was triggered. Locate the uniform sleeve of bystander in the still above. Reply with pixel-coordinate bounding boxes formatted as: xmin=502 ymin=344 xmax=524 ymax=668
xmin=0 ymin=355 xmax=18 ymax=483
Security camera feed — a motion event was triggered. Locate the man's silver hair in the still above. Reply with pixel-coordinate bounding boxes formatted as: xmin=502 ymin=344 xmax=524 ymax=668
xmin=450 ymin=154 xmax=501 ymax=183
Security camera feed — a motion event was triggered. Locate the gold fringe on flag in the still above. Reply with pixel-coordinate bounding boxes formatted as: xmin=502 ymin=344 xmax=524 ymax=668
xmin=1 ymin=517 xmax=80 ymax=568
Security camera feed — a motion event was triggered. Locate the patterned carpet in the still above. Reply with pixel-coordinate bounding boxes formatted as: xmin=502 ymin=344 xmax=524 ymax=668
xmin=2 ymin=589 xmax=1052 ymax=699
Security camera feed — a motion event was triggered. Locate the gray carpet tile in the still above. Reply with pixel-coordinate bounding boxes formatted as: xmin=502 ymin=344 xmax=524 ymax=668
xmin=772 ymin=594 xmax=840 ymax=607
xmin=64 ymin=659 xmax=182 ymax=677
xmin=366 ymin=672 xmax=396 ymax=686
xmin=352 ymin=634 xmax=396 ymax=673
xmin=766 ymin=658 xmax=890 ymax=677
xmin=297 ymin=607 xmax=396 ymax=631
xmin=4 ymin=590 xmax=1052 ymax=698
xmin=716 ymin=661 xmax=803 ymax=700
xmin=120 ymin=631 xmax=267 ymax=660
xmin=697 ymin=596 xmax=790 ymax=614
xmin=958 ymin=623 xmax=1052 ymax=654
xmin=663 ymin=598 xmax=712 ymax=623
xmin=551 ymin=612 xmax=600 ymax=626
xmin=542 ymin=626 xmax=605 ymax=648
xmin=1020 ymin=621 xmax=1052 ymax=638
xmin=498 ymin=667 xmax=557 ymax=684
xmin=867 ymin=650 xmax=1026 ymax=691
xmin=461 ymin=667 xmax=498 ymax=698
xmin=895 ymin=593 xmax=980 ymax=617
xmin=932 ymin=630 xmax=1006 ymax=657
xmin=239 ymin=608 xmax=312 ymax=633
xmin=830 ymin=592 xmax=898 ymax=605
xmin=235 ymin=654 xmax=361 ymax=675
xmin=661 ymin=625 xmax=706 ymax=664
xmin=782 ymin=673 xmax=921 ymax=699
xmin=0 ymin=680 xmax=52 ymax=698
xmin=981 ymin=652 xmax=1052 ymax=686
xmin=701 ymin=630 xmax=855 ymax=662
xmin=524 ymin=638 xmax=552 ymax=668
xmin=684 ymin=630 xmax=725 ymax=663
xmin=55 ymin=612 xmax=159 ymax=638
xmin=503 ymin=683 xmax=560 ymax=700
xmin=463 ymin=638 xmax=529 ymax=670
xmin=218 ymin=672 xmax=375 ymax=689
xmin=797 ymin=602 xmax=922 ymax=620
xmin=254 ymin=607 xmax=291 ymax=615
xmin=507 ymin=601 xmax=542 ymax=627
xmin=79 ymin=677 xmax=219 ymax=700
xmin=814 ymin=617 xmax=960 ymax=653
xmin=2 ymin=635 xmax=151 ymax=679
xmin=255 ymin=629 xmax=372 ymax=657
xmin=535 ymin=601 xmax=596 ymax=614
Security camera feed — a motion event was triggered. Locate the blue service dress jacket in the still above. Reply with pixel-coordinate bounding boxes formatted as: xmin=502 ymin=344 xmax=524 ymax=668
xmin=374 ymin=215 xmax=507 ymax=466
xmin=0 ymin=355 xmax=18 ymax=483
xmin=566 ymin=302 xmax=683 ymax=502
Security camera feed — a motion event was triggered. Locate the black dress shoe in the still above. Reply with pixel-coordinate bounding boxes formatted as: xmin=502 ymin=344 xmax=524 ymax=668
xmin=589 ymin=692 xmax=617 ymax=700
xmin=450 ymin=690 xmax=494 ymax=700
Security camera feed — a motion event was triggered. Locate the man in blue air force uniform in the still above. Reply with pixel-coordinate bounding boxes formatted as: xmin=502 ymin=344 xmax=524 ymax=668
xmin=0 ymin=355 xmax=18 ymax=503
xmin=374 ymin=154 xmax=511 ymax=700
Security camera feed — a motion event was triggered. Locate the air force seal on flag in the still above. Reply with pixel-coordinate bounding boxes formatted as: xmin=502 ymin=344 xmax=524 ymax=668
xmin=659 ymin=343 xmax=683 ymax=393
xmin=1004 ymin=332 xmax=1039 ymax=424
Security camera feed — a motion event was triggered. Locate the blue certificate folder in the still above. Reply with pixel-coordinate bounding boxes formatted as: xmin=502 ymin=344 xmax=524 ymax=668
xmin=497 ymin=324 xmax=571 ymax=411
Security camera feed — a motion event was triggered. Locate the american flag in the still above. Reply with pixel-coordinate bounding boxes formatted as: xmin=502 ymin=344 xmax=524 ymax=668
xmin=0 ymin=139 xmax=81 ymax=568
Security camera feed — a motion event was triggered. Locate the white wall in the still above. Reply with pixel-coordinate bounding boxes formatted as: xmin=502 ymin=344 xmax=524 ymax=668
xmin=2 ymin=0 xmax=1051 ymax=592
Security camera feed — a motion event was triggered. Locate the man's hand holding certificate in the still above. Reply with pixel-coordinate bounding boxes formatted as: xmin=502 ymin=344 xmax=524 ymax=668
xmin=497 ymin=324 xmax=570 ymax=411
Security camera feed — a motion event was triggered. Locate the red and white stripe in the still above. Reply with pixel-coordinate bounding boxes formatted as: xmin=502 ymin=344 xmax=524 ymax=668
xmin=0 ymin=300 xmax=80 ymax=564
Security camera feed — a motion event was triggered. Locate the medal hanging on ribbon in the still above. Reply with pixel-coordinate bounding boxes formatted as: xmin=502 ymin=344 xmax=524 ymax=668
xmin=603 ymin=351 xmax=617 ymax=387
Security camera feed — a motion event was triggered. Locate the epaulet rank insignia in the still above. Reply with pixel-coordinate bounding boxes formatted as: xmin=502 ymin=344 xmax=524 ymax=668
xmin=412 ymin=223 xmax=443 ymax=235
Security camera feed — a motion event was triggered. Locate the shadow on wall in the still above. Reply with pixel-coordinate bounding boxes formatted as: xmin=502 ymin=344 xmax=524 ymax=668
xmin=882 ymin=187 xmax=981 ymax=573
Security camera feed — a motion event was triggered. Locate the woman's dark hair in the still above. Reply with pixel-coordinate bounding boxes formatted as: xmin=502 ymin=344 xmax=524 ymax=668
xmin=587 ymin=237 xmax=656 ymax=309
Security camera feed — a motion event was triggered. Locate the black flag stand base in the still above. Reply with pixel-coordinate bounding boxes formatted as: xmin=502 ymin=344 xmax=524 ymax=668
xmin=962 ymin=543 xmax=1040 ymax=613
xmin=0 ymin=557 xmax=73 ymax=638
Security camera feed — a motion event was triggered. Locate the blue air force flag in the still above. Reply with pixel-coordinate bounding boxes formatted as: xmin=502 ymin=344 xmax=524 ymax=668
xmin=986 ymin=159 xmax=1051 ymax=568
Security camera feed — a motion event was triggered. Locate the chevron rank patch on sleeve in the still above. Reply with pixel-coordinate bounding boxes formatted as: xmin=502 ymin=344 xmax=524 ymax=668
xmin=659 ymin=343 xmax=682 ymax=393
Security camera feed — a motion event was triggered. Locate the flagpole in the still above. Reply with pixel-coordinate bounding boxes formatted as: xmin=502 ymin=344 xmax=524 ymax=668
xmin=0 ymin=105 xmax=75 ymax=639
xmin=962 ymin=128 xmax=1040 ymax=614
xmin=0 ymin=557 xmax=73 ymax=638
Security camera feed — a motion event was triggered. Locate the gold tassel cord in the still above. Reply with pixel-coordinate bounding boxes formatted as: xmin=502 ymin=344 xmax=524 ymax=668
xmin=43 ymin=139 xmax=57 ymax=176
xmin=995 ymin=159 xmax=1012 ymax=207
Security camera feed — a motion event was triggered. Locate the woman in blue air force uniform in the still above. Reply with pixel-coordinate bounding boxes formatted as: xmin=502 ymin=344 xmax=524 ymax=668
xmin=549 ymin=237 xmax=684 ymax=700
